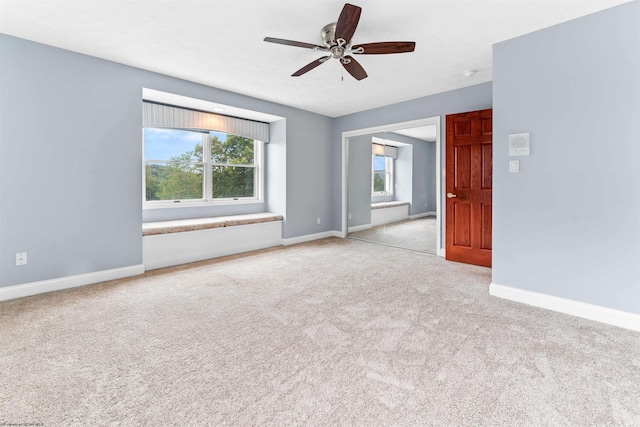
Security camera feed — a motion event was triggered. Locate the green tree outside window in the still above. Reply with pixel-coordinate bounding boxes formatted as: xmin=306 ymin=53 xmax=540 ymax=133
xmin=144 ymin=129 xmax=257 ymax=202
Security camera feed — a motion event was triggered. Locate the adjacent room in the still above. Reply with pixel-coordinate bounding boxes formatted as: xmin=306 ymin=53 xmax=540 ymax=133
xmin=347 ymin=125 xmax=438 ymax=253
xmin=1 ymin=0 xmax=639 ymax=425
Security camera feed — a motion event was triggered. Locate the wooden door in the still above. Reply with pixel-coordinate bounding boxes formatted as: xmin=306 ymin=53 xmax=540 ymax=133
xmin=445 ymin=109 xmax=492 ymax=267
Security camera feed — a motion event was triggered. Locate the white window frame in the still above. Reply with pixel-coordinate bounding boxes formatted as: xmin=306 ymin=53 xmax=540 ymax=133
xmin=143 ymin=129 xmax=264 ymax=209
xmin=372 ymin=153 xmax=394 ymax=196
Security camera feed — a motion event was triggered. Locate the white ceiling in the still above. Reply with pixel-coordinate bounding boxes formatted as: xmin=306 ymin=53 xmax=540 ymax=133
xmin=0 ymin=0 xmax=630 ymax=117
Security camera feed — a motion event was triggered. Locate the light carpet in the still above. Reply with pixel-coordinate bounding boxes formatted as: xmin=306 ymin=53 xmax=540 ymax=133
xmin=1 ymin=238 xmax=639 ymax=426
xmin=349 ymin=217 xmax=437 ymax=254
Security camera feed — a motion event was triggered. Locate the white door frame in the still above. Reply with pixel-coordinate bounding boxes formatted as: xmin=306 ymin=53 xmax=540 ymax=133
xmin=341 ymin=116 xmax=443 ymax=256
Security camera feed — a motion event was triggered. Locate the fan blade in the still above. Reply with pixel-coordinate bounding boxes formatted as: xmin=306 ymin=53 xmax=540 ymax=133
xmin=352 ymin=41 xmax=416 ymax=55
xmin=264 ymin=37 xmax=327 ymax=51
xmin=292 ymin=56 xmax=331 ymax=77
xmin=341 ymin=55 xmax=367 ymax=81
xmin=335 ymin=3 xmax=362 ymax=45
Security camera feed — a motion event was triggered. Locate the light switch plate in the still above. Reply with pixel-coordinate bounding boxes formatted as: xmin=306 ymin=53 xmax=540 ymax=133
xmin=509 ymin=160 xmax=520 ymax=173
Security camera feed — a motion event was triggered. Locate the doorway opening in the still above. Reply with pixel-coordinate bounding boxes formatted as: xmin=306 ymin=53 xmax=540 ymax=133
xmin=341 ymin=116 xmax=443 ymax=255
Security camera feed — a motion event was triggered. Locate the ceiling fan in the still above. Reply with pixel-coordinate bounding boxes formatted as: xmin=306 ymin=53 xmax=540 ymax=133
xmin=263 ymin=3 xmax=415 ymax=81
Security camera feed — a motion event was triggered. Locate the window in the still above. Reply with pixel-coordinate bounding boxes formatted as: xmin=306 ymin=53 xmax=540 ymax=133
xmin=144 ymin=128 xmax=262 ymax=206
xmin=372 ymin=154 xmax=394 ymax=195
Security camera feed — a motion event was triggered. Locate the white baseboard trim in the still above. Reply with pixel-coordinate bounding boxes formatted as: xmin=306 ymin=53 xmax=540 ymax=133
xmin=283 ymin=231 xmax=342 ymax=246
xmin=409 ymin=211 xmax=436 ymax=220
xmin=490 ymin=283 xmax=640 ymax=332
xmin=348 ymin=224 xmax=372 ymax=233
xmin=437 ymin=248 xmax=445 ymax=257
xmin=0 ymin=264 xmax=145 ymax=302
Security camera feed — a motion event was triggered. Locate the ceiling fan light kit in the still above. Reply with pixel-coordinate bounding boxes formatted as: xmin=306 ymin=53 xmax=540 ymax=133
xmin=264 ymin=3 xmax=416 ymax=81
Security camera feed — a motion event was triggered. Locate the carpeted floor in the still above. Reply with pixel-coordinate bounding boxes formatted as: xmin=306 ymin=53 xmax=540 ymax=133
xmin=349 ymin=217 xmax=437 ymax=253
xmin=1 ymin=238 xmax=639 ymax=426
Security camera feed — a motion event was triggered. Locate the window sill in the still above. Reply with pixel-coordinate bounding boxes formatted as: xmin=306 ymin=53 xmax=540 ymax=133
xmin=371 ymin=201 xmax=410 ymax=210
xmin=143 ymin=199 xmax=263 ymax=210
xmin=142 ymin=212 xmax=283 ymax=236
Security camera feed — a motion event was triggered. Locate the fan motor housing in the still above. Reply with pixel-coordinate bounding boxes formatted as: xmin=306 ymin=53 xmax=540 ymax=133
xmin=321 ymin=23 xmax=337 ymax=47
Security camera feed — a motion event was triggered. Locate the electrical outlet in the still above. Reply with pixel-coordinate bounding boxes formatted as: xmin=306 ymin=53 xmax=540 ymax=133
xmin=348 ymin=214 xmax=352 ymax=220
xmin=317 ymin=217 xmax=321 ymax=225
xmin=16 ymin=252 xmax=27 ymax=266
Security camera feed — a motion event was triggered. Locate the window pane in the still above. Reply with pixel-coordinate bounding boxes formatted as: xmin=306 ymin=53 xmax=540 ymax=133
xmin=212 ymin=166 xmax=255 ymax=198
xmin=373 ymin=172 xmax=386 ymax=192
xmin=145 ymin=163 xmax=203 ymax=201
xmin=211 ymin=132 xmax=254 ymax=165
xmin=373 ymin=155 xmax=386 ymax=172
xmin=144 ymin=128 xmax=204 ymax=162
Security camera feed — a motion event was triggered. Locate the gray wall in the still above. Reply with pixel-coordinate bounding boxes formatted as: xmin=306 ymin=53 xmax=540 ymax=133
xmin=394 ymin=144 xmax=413 ymax=207
xmin=0 ymin=34 xmax=334 ymax=287
xmin=332 ymin=83 xmax=493 ymax=249
xmin=347 ymin=135 xmax=373 ymax=228
xmin=414 ymin=136 xmax=437 ymax=213
xmin=266 ymin=119 xmax=287 ymax=220
xmin=1 ymin=35 xmax=144 ymax=288
xmin=285 ymin=113 xmax=334 ymax=238
xmin=385 ymin=132 xmax=436 ymax=215
xmin=493 ymin=1 xmax=640 ymax=314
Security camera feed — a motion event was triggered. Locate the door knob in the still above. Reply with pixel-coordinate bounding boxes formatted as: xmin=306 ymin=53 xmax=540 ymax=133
xmin=447 ymin=192 xmax=457 ymax=198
